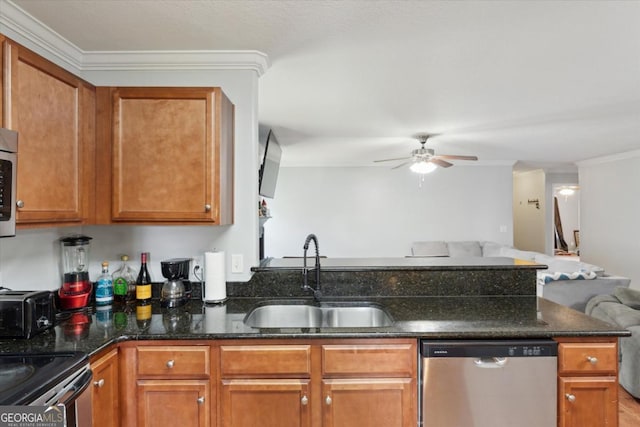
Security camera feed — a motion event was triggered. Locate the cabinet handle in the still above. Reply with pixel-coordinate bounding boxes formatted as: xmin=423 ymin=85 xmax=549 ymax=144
xmin=166 ymin=360 xmax=175 ymax=368
xmin=197 ymin=396 xmax=205 ymax=405
xmin=565 ymin=393 xmax=576 ymax=403
xmin=16 ymin=200 xmax=24 ymax=209
xmin=301 ymin=395 xmax=308 ymax=405
xmin=204 ymin=204 xmax=211 ymax=212
xmin=586 ymin=356 xmax=598 ymax=365
xmin=93 ymin=379 xmax=105 ymax=388
xmin=325 ymin=396 xmax=332 ymax=405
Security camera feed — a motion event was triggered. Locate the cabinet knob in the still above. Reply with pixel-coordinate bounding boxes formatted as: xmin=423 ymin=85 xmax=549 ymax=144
xmin=301 ymin=395 xmax=308 ymax=406
xmin=197 ymin=396 xmax=205 ymax=405
xmin=166 ymin=359 xmax=175 ymax=369
xmin=325 ymin=396 xmax=332 ymax=406
xmin=586 ymin=356 xmax=598 ymax=365
xmin=565 ymin=393 xmax=576 ymax=403
xmin=204 ymin=204 xmax=211 ymax=212
xmin=93 ymin=379 xmax=105 ymax=388
xmin=16 ymin=200 xmax=24 ymax=209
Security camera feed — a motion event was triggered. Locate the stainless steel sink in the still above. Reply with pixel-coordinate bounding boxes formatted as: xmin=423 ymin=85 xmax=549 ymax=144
xmin=243 ymin=301 xmax=393 ymax=328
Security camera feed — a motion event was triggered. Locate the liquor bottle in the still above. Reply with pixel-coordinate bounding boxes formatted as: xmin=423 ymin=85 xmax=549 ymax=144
xmin=95 ymin=261 xmax=114 ymax=306
xmin=135 ymin=252 xmax=152 ymax=302
xmin=113 ymin=255 xmax=136 ymax=304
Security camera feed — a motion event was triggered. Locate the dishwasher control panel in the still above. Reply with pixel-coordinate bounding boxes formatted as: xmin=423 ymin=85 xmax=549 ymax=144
xmin=421 ymin=339 xmax=558 ymax=358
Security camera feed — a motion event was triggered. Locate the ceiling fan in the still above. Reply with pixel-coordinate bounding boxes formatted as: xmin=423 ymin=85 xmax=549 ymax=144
xmin=374 ymin=134 xmax=478 ymax=174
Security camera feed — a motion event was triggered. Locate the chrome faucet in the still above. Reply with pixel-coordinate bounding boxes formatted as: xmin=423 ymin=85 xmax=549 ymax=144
xmin=302 ymin=234 xmax=322 ymax=299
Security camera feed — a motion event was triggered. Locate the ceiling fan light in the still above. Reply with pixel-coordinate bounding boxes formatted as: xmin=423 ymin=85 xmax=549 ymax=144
xmin=409 ymin=160 xmax=437 ymax=174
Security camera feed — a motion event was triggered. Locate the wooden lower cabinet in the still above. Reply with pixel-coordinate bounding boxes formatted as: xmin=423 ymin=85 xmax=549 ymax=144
xmin=137 ymin=380 xmax=210 ymax=427
xmin=221 ymin=379 xmax=311 ymax=427
xmin=219 ymin=339 xmax=417 ymax=427
xmin=119 ymin=341 xmax=215 ymax=427
xmin=556 ymin=337 xmax=619 ymax=427
xmin=322 ymin=378 xmax=414 ymax=427
xmin=90 ymin=348 xmax=119 ymax=427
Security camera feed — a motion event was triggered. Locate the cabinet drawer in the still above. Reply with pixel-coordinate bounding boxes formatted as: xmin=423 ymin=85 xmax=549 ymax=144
xmin=137 ymin=346 xmax=210 ymax=378
xmin=322 ymin=344 xmax=414 ymax=377
xmin=220 ymin=345 xmax=311 ymax=377
xmin=558 ymin=342 xmax=617 ymax=375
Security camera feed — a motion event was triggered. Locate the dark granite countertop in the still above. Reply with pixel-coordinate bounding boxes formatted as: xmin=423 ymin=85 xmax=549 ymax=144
xmin=0 ymin=296 xmax=628 ymax=357
xmin=253 ymin=256 xmax=547 ymax=271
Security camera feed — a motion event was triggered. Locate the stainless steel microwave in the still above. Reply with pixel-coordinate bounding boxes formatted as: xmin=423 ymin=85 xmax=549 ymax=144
xmin=0 ymin=128 xmax=17 ymax=237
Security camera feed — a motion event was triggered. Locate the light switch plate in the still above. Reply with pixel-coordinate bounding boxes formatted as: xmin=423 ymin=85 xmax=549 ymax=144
xmin=231 ymin=254 xmax=243 ymax=273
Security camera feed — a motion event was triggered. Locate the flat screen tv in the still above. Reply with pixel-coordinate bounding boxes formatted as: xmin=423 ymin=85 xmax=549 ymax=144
xmin=258 ymin=126 xmax=282 ymax=199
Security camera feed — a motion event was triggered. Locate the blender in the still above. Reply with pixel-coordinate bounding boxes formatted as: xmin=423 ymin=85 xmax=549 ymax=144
xmin=160 ymin=258 xmax=191 ymax=308
xmin=58 ymin=235 xmax=93 ymax=310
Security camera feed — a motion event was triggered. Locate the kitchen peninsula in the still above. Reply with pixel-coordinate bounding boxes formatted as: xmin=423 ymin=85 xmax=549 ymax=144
xmin=0 ymin=258 xmax=629 ymax=427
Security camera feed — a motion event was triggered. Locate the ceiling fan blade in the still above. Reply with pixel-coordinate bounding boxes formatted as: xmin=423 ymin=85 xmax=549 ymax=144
xmin=436 ymin=154 xmax=478 ymax=161
xmin=391 ymin=161 xmax=411 ymax=170
xmin=430 ymin=158 xmax=453 ymax=168
xmin=373 ymin=156 xmax=412 ymax=163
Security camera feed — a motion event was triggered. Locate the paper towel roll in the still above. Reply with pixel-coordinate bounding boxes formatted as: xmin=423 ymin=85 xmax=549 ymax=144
xmin=203 ymin=251 xmax=227 ymax=303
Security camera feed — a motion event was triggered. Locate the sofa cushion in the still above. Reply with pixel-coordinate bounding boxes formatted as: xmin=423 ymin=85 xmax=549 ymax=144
xmin=481 ymin=241 xmax=504 ymax=257
xmin=447 ymin=241 xmax=482 ymax=257
xmin=578 ymin=261 xmax=605 ymax=276
xmin=615 ymin=287 xmax=640 ymax=310
xmin=411 ymin=241 xmax=449 ymax=257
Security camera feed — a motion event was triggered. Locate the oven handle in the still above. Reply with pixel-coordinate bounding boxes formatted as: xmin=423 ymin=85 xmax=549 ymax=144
xmin=56 ymin=369 xmax=93 ymax=407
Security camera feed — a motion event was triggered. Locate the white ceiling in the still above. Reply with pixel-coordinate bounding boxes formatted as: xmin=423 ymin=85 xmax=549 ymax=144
xmin=10 ymin=0 xmax=640 ymax=171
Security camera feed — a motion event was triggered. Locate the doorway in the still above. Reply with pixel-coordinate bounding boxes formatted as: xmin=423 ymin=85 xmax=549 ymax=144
xmin=552 ymin=184 xmax=580 ymax=256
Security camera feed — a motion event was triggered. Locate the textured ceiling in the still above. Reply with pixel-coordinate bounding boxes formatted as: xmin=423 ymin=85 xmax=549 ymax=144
xmin=10 ymin=0 xmax=640 ymax=171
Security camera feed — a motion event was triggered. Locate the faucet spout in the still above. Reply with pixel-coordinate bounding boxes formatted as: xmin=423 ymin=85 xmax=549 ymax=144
xmin=302 ymin=234 xmax=322 ymax=299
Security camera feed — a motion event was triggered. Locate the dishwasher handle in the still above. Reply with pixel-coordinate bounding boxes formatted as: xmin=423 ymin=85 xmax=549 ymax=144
xmin=474 ymin=357 xmax=508 ymax=368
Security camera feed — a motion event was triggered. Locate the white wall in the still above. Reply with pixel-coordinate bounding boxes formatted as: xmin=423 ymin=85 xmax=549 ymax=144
xmin=263 ymin=165 xmax=514 ymax=257
xmin=579 ymin=151 xmax=640 ymax=290
xmin=513 ymin=170 xmax=546 ymax=253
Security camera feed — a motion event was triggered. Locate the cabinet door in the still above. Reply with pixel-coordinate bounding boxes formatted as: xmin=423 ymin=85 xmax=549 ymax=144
xmin=106 ymin=87 xmax=233 ymax=224
xmin=221 ymin=379 xmax=311 ymax=427
xmin=137 ymin=380 xmax=209 ymax=427
xmin=322 ymin=378 xmax=415 ymax=427
xmin=3 ymin=39 xmax=95 ymax=225
xmin=559 ymin=376 xmax=618 ymax=427
xmin=90 ymin=348 xmax=120 ymax=427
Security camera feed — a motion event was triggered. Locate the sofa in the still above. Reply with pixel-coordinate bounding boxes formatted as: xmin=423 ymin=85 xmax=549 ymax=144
xmin=410 ymin=241 xmax=631 ymax=312
xmin=586 ymin=287 xmax=640 ymax=398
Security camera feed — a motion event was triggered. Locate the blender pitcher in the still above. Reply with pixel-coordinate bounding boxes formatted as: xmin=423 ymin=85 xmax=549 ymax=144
xmin=58 ymin=235 xmax=93 ymax=310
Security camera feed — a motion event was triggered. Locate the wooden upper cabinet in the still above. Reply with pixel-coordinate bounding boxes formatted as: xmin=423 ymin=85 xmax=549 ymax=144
xmin=2 ymin=38 xmax=95 ymax=226
xmin=96 ymin=86 xmax=234 ymax=224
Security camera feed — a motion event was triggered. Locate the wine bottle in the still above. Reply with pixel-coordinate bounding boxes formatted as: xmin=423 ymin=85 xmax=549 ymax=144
xmin=135 ymin=252 xmax=152 ymax=302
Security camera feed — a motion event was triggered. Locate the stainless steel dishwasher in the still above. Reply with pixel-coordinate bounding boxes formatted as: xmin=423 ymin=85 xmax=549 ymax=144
xmin=420 ymin=340 xmax=557 ymax=427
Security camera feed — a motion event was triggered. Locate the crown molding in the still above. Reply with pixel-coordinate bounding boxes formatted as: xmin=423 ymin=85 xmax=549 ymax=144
xmin=82 ymin=50 xmax=269 ymax=75
xmin=0 ymin=0 xmax=84 ymax=73
xmin=577 ymin=149 xmax=640 ymax=167
xmin=0 ymin=0 xmax=270 ymax=76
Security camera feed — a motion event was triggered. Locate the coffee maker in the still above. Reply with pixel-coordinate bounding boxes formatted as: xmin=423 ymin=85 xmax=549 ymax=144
xmin=160 ymin=258 xmax=191 ymax=308
xmin=58 ymin=235 xmax=93 ymax=310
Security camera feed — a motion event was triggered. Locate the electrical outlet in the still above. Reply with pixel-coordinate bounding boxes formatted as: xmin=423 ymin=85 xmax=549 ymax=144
xmin=231 ymin=254 xmax=243 ymax=273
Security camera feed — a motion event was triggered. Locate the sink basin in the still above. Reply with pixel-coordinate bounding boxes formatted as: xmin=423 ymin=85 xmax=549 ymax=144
xmin=243 ymin=301 xmax=393 ymax=329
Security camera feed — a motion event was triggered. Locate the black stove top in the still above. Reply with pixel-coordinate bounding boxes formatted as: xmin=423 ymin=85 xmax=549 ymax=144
xmin=0 ymin=352 xmax=88 ymax=405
